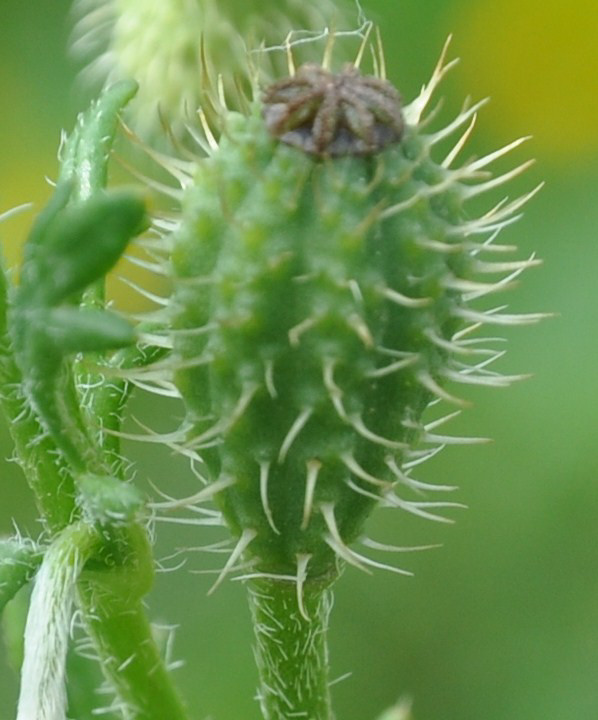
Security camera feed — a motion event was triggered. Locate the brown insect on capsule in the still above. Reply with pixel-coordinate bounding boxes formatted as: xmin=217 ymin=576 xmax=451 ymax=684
xmin=262 ymin=63 xmax=404 ymax=157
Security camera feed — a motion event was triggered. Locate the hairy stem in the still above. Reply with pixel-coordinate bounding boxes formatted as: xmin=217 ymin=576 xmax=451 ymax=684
xmin=248 ymin=577 xmax=335 ymax=720
xmin=0 ymin=262 xmax=76 ymax=531
xmin=16 ymin=522 xmax=99 ymax=720
xmin=76 ymin=524 xmax=190 ymax=720
xmin=77 ymin=588 xmax=190 ymax=720
xmin=0 ymin=370 xmax=77 ymax=530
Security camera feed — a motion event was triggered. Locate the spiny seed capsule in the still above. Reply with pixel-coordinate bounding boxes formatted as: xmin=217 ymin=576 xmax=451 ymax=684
xmin=262 ymin=63 xmax=404 ymax=156
xmin=169 ymin=45 xmax=540 ymax=593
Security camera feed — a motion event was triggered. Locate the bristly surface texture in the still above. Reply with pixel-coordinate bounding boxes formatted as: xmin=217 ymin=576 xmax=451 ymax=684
xmin=72 ymin=33 xmax=545 ymax=720
xmin=70 ymin=0 xmax=355 ymax=136
xmin=118 ymin=38 xmax=543 ymax=592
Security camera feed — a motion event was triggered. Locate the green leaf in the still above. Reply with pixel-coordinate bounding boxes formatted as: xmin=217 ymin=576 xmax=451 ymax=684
xmin=10 ymin=188 xmax=143 ymax=469
xmin=59 ymin=79 xmax=139 ymax=201
xmin=1 ymin=584 xmax=29 ymax=672
xmin=78 ymin=474 xmax=145 ymax=526
xmin=20 ymin=180 xmax=73 ymax=255
xmin=0 ymin=538 xmax=42 ymax=615
xmin=18 ymin=190 xmax=147 ymax=307
xmin=44 ymin=307 xmax=135 ymax=353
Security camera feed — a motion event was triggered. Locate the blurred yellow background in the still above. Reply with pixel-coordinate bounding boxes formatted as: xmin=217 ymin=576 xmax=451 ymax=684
xmin=1 ymin=1 xmax=598 ymax=719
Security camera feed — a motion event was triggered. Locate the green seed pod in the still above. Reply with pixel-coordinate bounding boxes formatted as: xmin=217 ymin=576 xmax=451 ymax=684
xmin=54 ymin=33 xmax=545 ymax=720
xmin=121 ymin=38 xmax=544 ymax=719
xmin=168 ymin=42 xmax=543 ymax=591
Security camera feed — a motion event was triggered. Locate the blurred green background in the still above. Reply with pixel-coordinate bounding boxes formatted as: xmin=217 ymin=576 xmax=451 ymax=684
xmin=1 ymin=1 xmax=597 ymax=718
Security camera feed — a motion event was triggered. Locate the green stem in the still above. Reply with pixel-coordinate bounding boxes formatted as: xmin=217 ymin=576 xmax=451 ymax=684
xmin=78 ymin=343 xmax=166 ymax=475
xmin=248 ymin=577 xmax=335 ymax=720
xmin=0 ymin=262 xmax=76 ymax=531
xmin=75 ymin=524 xmax=190 ymax=720
xmin=1 ymin=81 xmax=189 ymax=718
xmin=77 ymin=587 xmax=189 ymax=720
xmin=0 ymin=370 xmax=77 ymax=530
xmin=62 ymin=79 xmax=138 ymax=310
